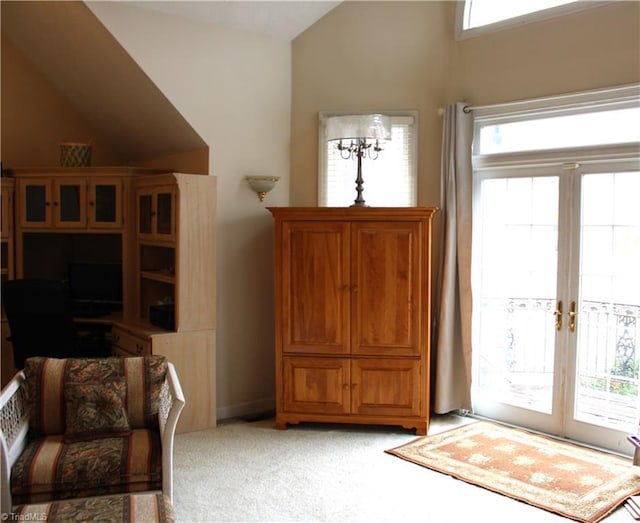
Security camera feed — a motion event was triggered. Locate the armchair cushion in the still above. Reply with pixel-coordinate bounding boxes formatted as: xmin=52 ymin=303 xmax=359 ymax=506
xmin=64 ymin=379 xmax=131 ymax=442
xmin=24 ymin=356 xmax=168 ymax=437
xmin=13 ymin=492 xmax=175 ymax=523
xmin=10 ymin=429 xmax=162 ymax=505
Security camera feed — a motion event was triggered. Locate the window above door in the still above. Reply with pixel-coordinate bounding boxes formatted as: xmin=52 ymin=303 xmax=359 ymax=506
xmin=456 ymin=0 xmax=608 ymax=40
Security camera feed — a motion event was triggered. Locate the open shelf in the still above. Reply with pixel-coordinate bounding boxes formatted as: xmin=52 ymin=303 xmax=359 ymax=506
xmin=141 ymin=269 xmax=175 ymax=284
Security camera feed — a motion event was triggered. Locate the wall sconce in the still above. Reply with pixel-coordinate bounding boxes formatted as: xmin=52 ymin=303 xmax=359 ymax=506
xmin=246 ymin=176 xmax=279 ymax=202
xmin=325 ymin=114 xmax=391 ymax=207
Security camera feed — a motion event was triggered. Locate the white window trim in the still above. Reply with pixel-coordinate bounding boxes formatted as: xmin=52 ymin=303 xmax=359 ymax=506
xmin=318 ymin=111 xmax=418 ymax=207
xmin=472 ymin=83 xmax=640 ymax=171
xmin=455 ymin=0 xmax=610 ymax=41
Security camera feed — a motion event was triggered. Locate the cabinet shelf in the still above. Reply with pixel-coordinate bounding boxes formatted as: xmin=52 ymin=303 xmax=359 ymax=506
xmin=140 ymin=269 xmax=175 ymax=284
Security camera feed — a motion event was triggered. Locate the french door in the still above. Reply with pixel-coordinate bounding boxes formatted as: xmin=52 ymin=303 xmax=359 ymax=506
xmin=472 ymin=161 xmax=640 ymax=454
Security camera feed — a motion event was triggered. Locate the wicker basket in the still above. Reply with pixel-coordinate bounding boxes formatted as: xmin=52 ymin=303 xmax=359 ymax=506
xmin=60 ymin=142 xmax=92 ymax=167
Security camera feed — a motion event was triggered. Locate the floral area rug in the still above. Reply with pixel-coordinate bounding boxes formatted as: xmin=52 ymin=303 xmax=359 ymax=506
xmin=386 ymin=421 xmax=640 ymax=522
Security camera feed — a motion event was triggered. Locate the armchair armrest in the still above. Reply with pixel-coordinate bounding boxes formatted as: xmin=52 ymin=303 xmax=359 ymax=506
xmin=1 ymin=371 xmax=28 ymax=513
xmin=158 ymin=362 xmax=185 ymax=503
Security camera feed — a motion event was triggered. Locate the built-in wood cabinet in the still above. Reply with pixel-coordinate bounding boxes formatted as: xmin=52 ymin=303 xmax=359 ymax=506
xmin=112 ymin=325 xmax=151 ymax=357
xmin=129 ymin=173 xmax=217 ymax=433
xmin=1 ymin=178 xmax=15 ymax=282
xmin=17 ymin=172 xmax=124 ymax=230
xmin=136 ymin=185 xmax=175 ymax=242
xmin=5 ymin=168 xmax=217 ymax=433
xmin=270 ymin=207 xmax=437 ymax=435
xmin=110 ymin=321 xmax=216 ymax=433
xmin=133 ymin=173 xmax=216 ymax=333
xmin=1 ymin=178 xmax=15 ymax=388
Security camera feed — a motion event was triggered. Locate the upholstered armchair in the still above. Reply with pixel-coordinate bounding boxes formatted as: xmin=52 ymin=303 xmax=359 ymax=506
xmin=0 ymin=356 xmax=184 ymax=512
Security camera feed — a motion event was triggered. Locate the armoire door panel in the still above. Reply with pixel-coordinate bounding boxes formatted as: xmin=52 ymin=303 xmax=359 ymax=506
xmin=352 ymin=222 xmax=421 ymax=356
xmin=351 ymin=358 xmax=421 ymax=417
xmin=282 ymin=222 xmax=350 ymax=354
xmin=283 ymin=357 xmax=350 ymax=414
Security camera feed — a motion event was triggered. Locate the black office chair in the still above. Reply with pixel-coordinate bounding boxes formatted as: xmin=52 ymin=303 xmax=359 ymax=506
xmin=1 ymin=279 xmax=109 ymax=369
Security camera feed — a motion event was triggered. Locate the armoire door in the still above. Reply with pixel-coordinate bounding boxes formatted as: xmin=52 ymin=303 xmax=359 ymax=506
xmin=281 ymin=221 xmax=350 ymax=355
xmin=351 ymin=221 xmax=422 ymax=357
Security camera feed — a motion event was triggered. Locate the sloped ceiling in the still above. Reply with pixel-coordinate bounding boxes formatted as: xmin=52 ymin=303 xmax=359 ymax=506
xmin=1 ymin=1 xmax=340 ymax=164
xmin=129 ymin=1 xmax=341 ymax=41
xmin=2 ymin=0 xmax=206 ymax=163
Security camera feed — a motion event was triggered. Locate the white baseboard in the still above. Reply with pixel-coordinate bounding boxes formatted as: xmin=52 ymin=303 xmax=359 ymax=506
xmin=217 ymin=397 xmax=275 ymax=421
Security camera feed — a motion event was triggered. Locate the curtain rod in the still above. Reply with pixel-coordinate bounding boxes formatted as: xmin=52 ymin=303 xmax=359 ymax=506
xmin=443 ymin=84 xmax=640 ymax=117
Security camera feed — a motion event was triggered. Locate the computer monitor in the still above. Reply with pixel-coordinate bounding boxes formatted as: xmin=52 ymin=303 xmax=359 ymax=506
xmin=67 ymin=262 xmax=123 ymax=315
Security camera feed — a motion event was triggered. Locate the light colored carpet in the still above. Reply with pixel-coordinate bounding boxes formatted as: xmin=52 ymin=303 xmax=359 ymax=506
xmin=173 ymin=415 xmax=631 ymax=522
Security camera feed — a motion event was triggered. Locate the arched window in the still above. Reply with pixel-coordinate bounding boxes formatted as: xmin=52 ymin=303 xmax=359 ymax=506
xmin=456 ymin=0 xmax=606 ymax=39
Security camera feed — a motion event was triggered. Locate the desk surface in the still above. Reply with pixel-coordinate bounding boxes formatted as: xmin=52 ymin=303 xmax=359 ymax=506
xmin=74 ymin=311 xmax=123 ymax=326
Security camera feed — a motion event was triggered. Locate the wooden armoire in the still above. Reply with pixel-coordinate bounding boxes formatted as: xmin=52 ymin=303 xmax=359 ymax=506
xmin=269 ymin=207 xmax=437 ymax=434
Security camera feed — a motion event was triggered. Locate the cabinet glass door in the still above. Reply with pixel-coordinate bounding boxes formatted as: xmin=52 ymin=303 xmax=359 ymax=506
xmin=56 ymin=181 xmax=84 ymax=226
xmin=1 ymin=187 xmax=12 ymax=240
xmin=156 ymin=192 xmax=173 ymax=237
xmin=138 ymin=194 xmax=153 ymax=236
xmin=90 ymin=180 xmax=121 ymax=228
xmin=23 ymin=181 xmax=51 ymax=226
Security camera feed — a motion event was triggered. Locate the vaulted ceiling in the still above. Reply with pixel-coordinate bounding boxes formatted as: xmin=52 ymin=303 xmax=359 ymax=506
xmin=129 ymin=1 xmax=340 ymax=40
xmin=1 ymin=1 xmax=339 ymax=163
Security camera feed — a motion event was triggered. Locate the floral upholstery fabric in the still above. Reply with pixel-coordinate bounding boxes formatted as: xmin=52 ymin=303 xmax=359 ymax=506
xmin=13 ymin=493 xmax=175 ymax=523
xmin=11 ymin=429 xmax=162 ymax=505
xmin=64 ymin=379 xmax=131 ymax=442
xmin=23 ymin=355 xmax=168 ymax=437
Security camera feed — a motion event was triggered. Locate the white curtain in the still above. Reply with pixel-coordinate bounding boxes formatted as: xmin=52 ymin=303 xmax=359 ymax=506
xmin=433 ymin=103 xmax=474 ymax=414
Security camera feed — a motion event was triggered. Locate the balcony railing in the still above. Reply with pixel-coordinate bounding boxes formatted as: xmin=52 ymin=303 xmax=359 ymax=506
xmin=477 ymin=297 xmax=640 ymax=429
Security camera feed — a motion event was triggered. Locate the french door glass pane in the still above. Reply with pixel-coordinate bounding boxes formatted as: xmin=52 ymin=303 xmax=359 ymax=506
xmin=575 ymin=171 xmax=640 ymax=430
xmin=476 ymin=176 xmax=559 ymax=413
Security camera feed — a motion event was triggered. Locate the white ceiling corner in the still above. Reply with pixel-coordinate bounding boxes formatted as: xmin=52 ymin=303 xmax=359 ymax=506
xmin=128 ymin=1 xmax=341 ymax=40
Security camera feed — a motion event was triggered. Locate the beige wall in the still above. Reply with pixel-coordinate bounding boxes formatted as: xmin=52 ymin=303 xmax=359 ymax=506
xmin=291 ymin=1 xmax=640 ymax=208
xmin=89 ymin=2 xmax=291 ymax=420
xmin=1 ymin=35 xmax=120 ymax=167
xmin=448 ymin=2 xmax=640 ymax=105
xmin=291 ymin=1 xmax=452 ymax=207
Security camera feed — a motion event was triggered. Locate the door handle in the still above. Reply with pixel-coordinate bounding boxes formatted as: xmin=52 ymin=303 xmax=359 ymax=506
xmin=568 ymin=301 xmax=577 ymax=333
xmin=554 ymin=300 xmax=563 ymax=331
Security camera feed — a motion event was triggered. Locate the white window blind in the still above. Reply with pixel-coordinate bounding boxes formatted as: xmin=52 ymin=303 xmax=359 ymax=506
xmin=318 ymin=113 xmax=417 ymax=207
